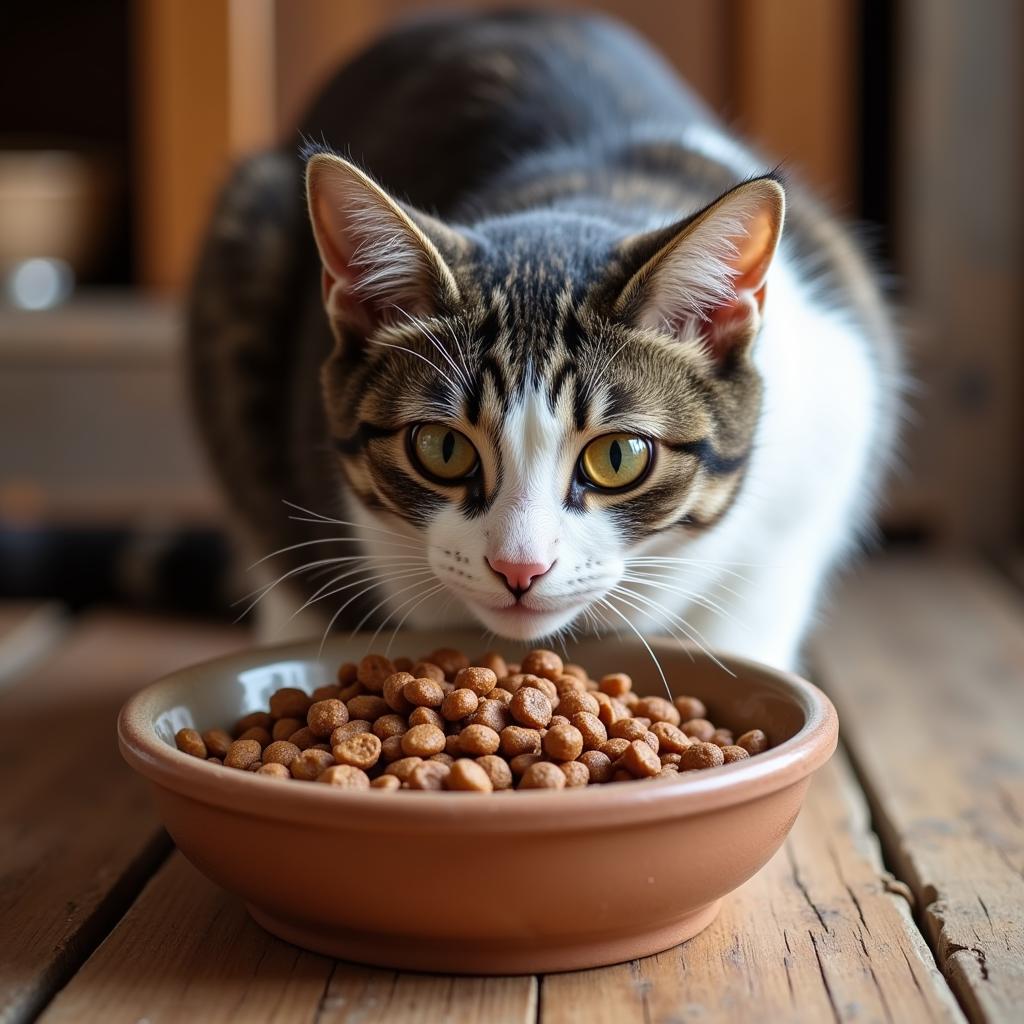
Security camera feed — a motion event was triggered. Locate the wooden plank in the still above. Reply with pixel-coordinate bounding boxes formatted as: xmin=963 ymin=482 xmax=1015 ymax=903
xmin=542 ymin=749 xmax=962 ymax=1024
xmin=40 ymin=854 xmax=538 ymax=1024
xmin=813 ymin=557 xmax=1024 ymax=1022
xmin=0 ymin=613 xmax=245 ymax=1024
xmin=0 ymin=603 xmax=66 ymax=687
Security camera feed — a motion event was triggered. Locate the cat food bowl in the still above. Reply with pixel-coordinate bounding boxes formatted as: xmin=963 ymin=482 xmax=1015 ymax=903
xmin=118 ymin=631 xmax=837 ymax=974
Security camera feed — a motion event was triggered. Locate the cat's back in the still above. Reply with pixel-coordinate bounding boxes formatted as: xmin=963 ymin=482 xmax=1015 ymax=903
xmin=298 ymin=9 xmax=715 ymax=213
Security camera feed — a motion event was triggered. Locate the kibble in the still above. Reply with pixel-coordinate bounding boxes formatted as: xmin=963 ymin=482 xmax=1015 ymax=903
xmin=184 ymin=647 xmax=771 ymax=794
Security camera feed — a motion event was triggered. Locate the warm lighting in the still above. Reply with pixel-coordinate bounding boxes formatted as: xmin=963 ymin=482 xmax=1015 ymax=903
xmin=4 ymin=258 xmax=74 ymax=310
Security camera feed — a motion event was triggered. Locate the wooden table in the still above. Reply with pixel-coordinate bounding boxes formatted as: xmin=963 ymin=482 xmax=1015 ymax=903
xmin=1 ymin=555 xmax=1021 ymax=1023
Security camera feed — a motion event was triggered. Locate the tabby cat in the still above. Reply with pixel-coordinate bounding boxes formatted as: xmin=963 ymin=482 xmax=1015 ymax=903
xmin=189 ymin=11 xmax=899 ymax=670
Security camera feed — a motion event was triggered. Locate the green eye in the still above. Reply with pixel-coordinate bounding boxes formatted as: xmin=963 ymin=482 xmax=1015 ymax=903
xmin=580 ymin=433 xmax=651 ymax=490
xmin=410 ymin=423 xmax=479 ymax=481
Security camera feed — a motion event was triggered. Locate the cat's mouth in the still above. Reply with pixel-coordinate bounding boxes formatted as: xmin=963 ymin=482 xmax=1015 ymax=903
xmin=468 ymin=591 xmax=602 ymax=641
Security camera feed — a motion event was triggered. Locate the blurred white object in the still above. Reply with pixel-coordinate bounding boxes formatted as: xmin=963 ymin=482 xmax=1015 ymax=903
xmin=5 ymin=258 xmax=74 ymax=310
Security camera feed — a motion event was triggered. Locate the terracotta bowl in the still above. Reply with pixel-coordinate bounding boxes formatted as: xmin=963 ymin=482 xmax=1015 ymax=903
xmin=119 ymin=631 xmax=837 ymax=974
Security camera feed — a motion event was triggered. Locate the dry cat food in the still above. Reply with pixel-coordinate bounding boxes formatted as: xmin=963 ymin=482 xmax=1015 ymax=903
xmin=175 ymin=648 xmax=772 ymax=793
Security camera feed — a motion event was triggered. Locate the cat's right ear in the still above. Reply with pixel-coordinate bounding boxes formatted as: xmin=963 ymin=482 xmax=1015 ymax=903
xmin=305 ymin=153 xmax=467 ymax=344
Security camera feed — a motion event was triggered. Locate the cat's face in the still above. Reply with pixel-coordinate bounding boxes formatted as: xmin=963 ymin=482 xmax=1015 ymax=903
xmin=307 ymin=154 xmax=782 ymax=641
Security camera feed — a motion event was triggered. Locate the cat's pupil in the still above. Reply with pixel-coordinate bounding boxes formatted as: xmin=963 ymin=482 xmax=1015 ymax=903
xmin=442 ymin=431 xmax=455 ymax=463
xmin=609 ymin=440 xmax=622 ymax=473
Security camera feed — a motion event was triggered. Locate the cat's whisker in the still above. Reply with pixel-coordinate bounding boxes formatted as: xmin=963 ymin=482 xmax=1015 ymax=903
xmin=368 ymin=337 xmax=461 ymax=396
xmin=247 ymin=536 xmax=423 ymax=571
xmin=281 ymin=500 xmax=425 ymax=544
xmin=294 ymin=562 xmax=433 ymax=618
xmin=349 ymin=574 xmax=449 ymax=642
xmin=625 ymin=557 xmax=756 ymax=586
xmin=610 ymin=585 xmax=735 ymax=677
xmin=623 ymin=566 xmax=745 ymax=604
xmin=596 ymin=595 xmax=672 ymax=699
xmin=438 ymin=317 xmax=474 ymax=389
xmin=390 ymin=304 xmax=472 ymax=390
xmin=621 ymin=572 xmax=747 ymax=631
xmin=378 ymin=580 xmax=450 ymax=655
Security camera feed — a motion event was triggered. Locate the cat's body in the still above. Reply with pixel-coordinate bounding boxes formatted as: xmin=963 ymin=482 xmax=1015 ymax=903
xmin=190 ymin=11 xmax=899 ymax=670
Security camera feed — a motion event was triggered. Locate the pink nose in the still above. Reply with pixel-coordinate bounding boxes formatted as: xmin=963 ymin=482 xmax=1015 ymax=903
xmin=486 ymin=557 xmax=553 ymax=595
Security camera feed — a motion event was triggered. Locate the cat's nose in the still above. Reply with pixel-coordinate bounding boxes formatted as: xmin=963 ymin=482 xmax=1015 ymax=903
xmin=486 ymin=557 xmax=553 ymax=596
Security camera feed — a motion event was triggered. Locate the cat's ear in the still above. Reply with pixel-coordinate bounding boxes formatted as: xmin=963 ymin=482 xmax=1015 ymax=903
xmin=305 ymin=152 xmax=466 ymax=340
xmin=615 ymin=176 xmax=785 ymax=363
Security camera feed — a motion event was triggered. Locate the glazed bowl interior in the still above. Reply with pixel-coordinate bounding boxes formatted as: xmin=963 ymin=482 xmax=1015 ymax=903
xmin=120 ymin=631 xmax=837 ymax=974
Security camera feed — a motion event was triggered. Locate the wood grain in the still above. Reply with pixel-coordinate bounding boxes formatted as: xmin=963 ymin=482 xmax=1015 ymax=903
xmin=542 ymin=749 xmax=962 ymax=1024
xmin=813 ymin=558 xmax=1024 ymax=1022
xmin=0 ymin=613 xmax=245 ymax=1024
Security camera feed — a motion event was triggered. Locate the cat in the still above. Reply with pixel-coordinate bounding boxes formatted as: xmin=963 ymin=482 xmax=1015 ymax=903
xmin=189 ymin=10 xmax=900 ymax=671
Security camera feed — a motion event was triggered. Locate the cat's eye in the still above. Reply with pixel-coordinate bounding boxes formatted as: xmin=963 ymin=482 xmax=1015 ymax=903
xmin=579 ymin=433 xmax=652 ymax=491
xmin=409 ymin=423 xmax=479 ymax=482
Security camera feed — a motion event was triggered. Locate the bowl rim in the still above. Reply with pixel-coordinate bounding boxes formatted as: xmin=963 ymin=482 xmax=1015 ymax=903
xmin=118 ymin=635 xmax=838 ymax=834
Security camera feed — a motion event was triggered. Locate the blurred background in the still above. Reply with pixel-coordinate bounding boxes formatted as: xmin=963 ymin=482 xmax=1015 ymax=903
xmin=0 ymin=0 xmax=1021 ymax=620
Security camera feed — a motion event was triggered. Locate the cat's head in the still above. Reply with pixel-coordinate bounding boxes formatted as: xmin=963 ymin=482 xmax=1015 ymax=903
xmin=305 ymin=152 xmax=783 ymax=641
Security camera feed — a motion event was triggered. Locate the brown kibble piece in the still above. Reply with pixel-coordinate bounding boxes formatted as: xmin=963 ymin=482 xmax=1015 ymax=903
xmin=311 ymin=683 xmax=341 ymax=702
xmin=543 ymin=723 xmax=584 ymax=762
xmin=441 ymin=687 xmax=479 ymax=721
xmin=307 ymin=698 xmax=349 ymax=737
xmin=458 ymin=723 xmax=501 ymax=756
xmin=710 ymin=728 xmax=734 ymax=747
xmin=262 ymin=740 xmax=300 ymax=767
xmin=600 ymin=737 xmax=631 ymax=761
xmin=476 ymin=755 xmax=513 ymax=790
xmin=403 ymin=677 xmax=445 ymax=708
xmin=337 ymin=662 xmax=358 ymax=685
xmin=737 ymin=729 xmax=768 ymax=754
xmin=633 ymin=696 xmax=681 ymax=726
xmin=401 ymin=723 xmax=446 ymax=757
xmin=381 ymin=734 xmax=406 ymax=762
xmin=609 ymin=718 xmax=647 ymax=741
xmin=329 ymin=720 xmax=372 ymax=745
xmin=290 ymin=748 xmax=335 ymax=780
xmin=373 ymin=713 xmax=408 ymax=739
xmin=554 ymin=674 xmax=587 ymax=695
xmin=385 ymin=756 xmax=423 ymax=781
xmin=599 ymin=672 xmax=632 ymax=697
xmin=447 ymin=758 xmax=494 ymax=792
xmin=236 ymin=726 xmax=272 ymax=747
xmin=332 ymin=732 xmax=382 ymax=770
xmin=560 ymin=761 xmax=590 ymax=787
xmin=475 ymin=651 xmax=508 ymax=678
xmin=500 ymin=725 xmax=542 ymax=757
xmin=722 ymin=745 xmax=751 ymax=764
xmin=357 ymin=654 xmax=395 ymax=691
xmin=408 ymin=760 xmax=451 ymax=790
xmin=555 ymin=689 xmax=600 ymax=718
xmin=318 ymin=764 xmax=370 ymax=788
xmin=224 ymin=739 xmax=262 ymax=770
xmin=269 ymin=688 xmax=311 ymax=720
xmin=468 ymin=698 xmax=510 ymax=733
xmin=509 ymin=686 xmax=552 ymax=729
xmin=650 ymin=721 xmax=691 ymax=754
xmin=393 ymin=656 xmax=414 ymax=672
xmin=562 ymin=662 xmax=589 ymax=682
xmin=407 ymin=706 xmax=442 ymax=730
xmin=612 ymin=768 xmax=633 ymax=782
xmin=428 ymin=648 xmax=470 ymax=679
xmin=207 ymin=756 xmax=223 ymax=765
xmin=520 ymin=648 xmax=564 ymax=681
xmin=509 ymin=752 xmax=544 ymax=776
xmin=234 ymin=710 xmax=273 ymax=736
xmin=642 ymin=731 xmax=660 ymax=754
xmin=673 ymin=695 xmax=707 ymax=721
xmin=175 ymin=728 xmax=206 ymax=759
xmin=256 ymin=762 xmax=290 ymax=778
xmin=287 ymin=726 xmax=318 ymax=750
xmin=454 ymin=665 xmax=497 ymax=697
xmin=578 ymin=749 xmax=613 ymax=784
xmin=681 ymin=718 xmax=716 ymax=741
xmin=489 ymin=687 xmax=512 ymax=705
xmin=681 ymin=741 xmax=726 ymax=771
xmin=371 ymin=773 xmax=401 ymax=790
xmin=382 ymin=671 xmax=415 ymax=712
xmin=520 ymin=674 xmax=558 ymax=703
xmin=660 ymin=752 xmax=683 ymax=766
xmin=347 ymin=694 xmax=390 ymax=721
xmin=621 ymin=738 xmax=661 ymax=778
xmin=201 ymin=728 xmax=232 ymax=758
xmin=411 ymin=660 xmax=445 ymax=683
xmin=271 ymin=717 xmax=302 ymax=742
xmin=519 ymin=761 xmax=566 ymax=789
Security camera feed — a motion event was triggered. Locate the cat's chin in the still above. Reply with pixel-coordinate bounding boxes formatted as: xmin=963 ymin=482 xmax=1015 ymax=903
xmin=469 ymin=602 xmax=582 ymax=643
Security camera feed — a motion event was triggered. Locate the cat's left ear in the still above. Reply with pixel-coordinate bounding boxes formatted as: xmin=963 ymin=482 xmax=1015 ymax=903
xmin=615 ymin=176 xmax=785 ymax=363
xmin=306 ymin=152 xmax=467 ymax=340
